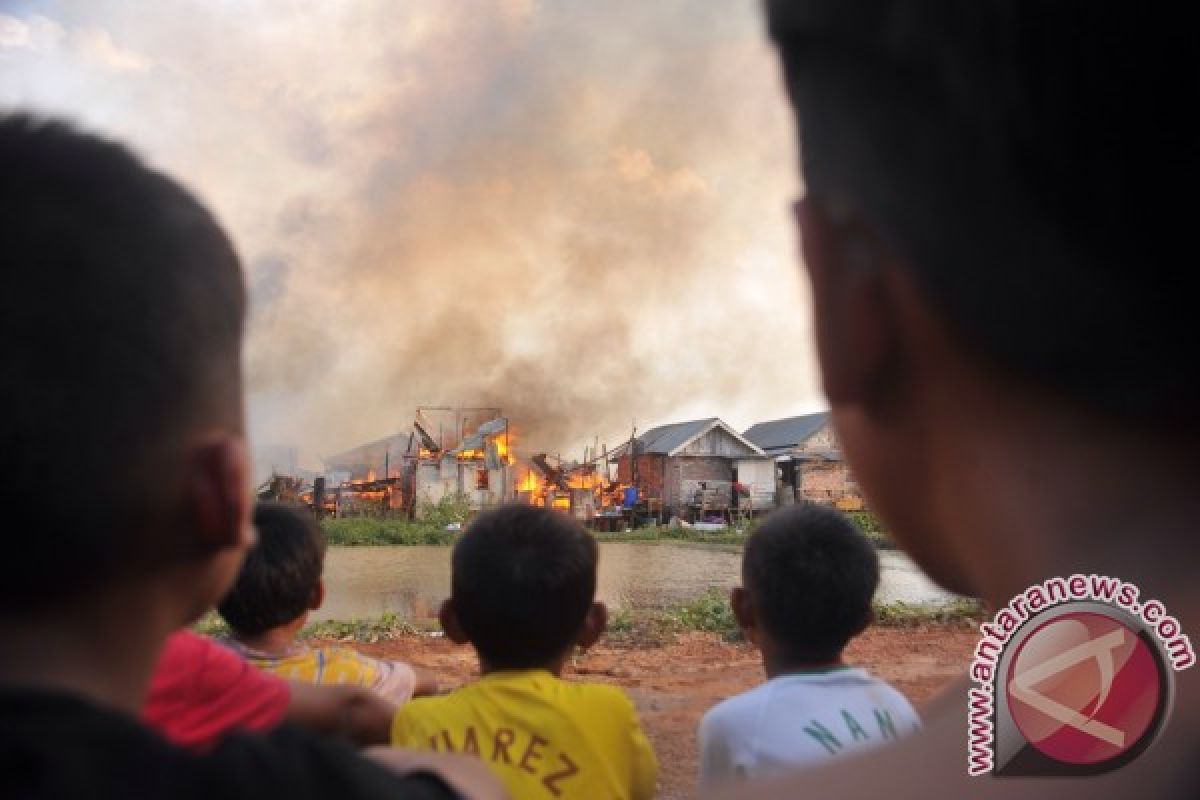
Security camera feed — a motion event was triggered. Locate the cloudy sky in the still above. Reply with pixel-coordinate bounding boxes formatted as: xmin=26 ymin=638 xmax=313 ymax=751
xmin=0 ymin=0 xmax=822 ymax=464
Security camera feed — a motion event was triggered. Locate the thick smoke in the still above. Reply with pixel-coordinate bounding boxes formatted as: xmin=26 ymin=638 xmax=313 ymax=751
xmin=0 ymin=0 xmax=822 ymax=461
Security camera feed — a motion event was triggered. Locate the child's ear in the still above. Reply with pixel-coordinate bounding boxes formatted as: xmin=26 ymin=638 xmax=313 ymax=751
xmin=439 ymin=598 xmax=470 ymax=645
xmin=575 ymin=602 xmax=608 ymax=651
xmin=186 ymin=436 xmax=253 ymax=553
xmin=731 ymin=587 xmax=758 ymax=643
xmin=310 ymin=579 xmax=325 ymax=611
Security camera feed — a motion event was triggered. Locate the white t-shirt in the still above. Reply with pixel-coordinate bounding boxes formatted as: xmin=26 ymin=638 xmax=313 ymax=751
xmin=698 ymin=667 xmax=920 ymax=787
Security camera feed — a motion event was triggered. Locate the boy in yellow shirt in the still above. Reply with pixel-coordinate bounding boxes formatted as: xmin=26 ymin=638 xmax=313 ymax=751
xmin=219 ymin=502 xmax=438 ymax=703
xmin=391 ymin=505 xmax=658 ymax=799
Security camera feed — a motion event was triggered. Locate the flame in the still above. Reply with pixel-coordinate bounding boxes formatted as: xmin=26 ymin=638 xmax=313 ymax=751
xmin=551 ymin=495 xmax=571 ymax=510
xmin=517 ymin=471 xmax=543 ymax=492
xmin=494 ymin=432 xmax=511 ymax=463
xmin=566 ymin=473 xmax=604 ymax=490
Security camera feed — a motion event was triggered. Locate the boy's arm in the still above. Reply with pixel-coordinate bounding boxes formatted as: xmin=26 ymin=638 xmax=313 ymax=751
xmin=359 ymin=651 xmax=439 ymax=701
xmin=287 ymin=682 xmax=398 ymax=747
xmin=412 ymin=666 xmax=440 ymax=697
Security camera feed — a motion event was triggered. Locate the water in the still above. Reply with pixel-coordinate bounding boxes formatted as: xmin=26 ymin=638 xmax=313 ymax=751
xmin=315 ymin=542 xmax=959 ymax=621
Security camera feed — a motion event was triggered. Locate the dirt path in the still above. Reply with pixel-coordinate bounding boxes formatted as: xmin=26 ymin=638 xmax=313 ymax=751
xmin=343 ymin=625 xmax=978 ymax=798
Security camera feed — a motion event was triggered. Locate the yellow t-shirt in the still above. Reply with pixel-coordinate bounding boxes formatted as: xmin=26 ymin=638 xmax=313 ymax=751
xmin=226 ymin=641 xmax=417 ymax=703
xmin=392 ymin=670 xmax=657 ymax=799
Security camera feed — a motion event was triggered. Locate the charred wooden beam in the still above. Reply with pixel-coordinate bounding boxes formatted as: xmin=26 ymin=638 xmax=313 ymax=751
xmin=532 ymin=453 xmax=567 ymax=489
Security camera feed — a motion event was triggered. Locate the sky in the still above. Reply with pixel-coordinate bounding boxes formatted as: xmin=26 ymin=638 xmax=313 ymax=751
xmin=0 ymin=0 xmax=824 ymax=466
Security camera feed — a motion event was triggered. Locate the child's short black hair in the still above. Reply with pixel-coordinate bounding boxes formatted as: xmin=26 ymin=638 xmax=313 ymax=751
xmin=452 ymin=504 xmax=598 ymax=670
xmin=0 ymin=114 xmax=245 ymax=610
xmin=766 ymin=2 xmax=1198 ymax=427
xmin=218 ymin=502 xmax=327 ymax=637
xmin=743 ymin=505 xmax=879 ymax=663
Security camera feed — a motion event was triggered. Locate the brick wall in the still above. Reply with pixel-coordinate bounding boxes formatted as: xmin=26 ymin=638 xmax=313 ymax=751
xmin=799 ymin=462 xmax=863 ymax=507
xmin=616 ymin=454 xmax=667 ymax=499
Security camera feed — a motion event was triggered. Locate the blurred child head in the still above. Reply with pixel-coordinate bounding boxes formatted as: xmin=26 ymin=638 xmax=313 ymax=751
xmin=0 ymin=114 xmax=250 ymax=625
xmin=734 ymin=505 xmax=879 ymax=666
xmin=219 ymin=502 xmax=328 ymax=637
xmin=442 ymin=504 xmax=605 ymax=672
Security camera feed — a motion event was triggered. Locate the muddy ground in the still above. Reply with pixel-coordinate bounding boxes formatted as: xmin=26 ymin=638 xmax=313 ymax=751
xmin=335 ymin=625 xmax=978 ymax=798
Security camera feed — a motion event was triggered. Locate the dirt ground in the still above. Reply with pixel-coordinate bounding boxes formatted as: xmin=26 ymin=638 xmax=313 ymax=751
xmin=340 ymin=625 xmax=978 ymax=799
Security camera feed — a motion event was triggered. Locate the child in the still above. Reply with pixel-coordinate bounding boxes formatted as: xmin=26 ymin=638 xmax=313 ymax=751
xmin=219 ymin=501 xmax=438 ymax=703
xmin=0 ymin=114 xmax=499 ymax=799
xmin=392 ymin=504 xmax=658 ymax=799
xmin=698 ymin=505 xmax=918 ymax=786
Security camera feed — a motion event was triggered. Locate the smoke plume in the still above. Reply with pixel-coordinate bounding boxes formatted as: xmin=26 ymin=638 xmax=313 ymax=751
xmin=0 ymin=0 xmax=822 ymax=462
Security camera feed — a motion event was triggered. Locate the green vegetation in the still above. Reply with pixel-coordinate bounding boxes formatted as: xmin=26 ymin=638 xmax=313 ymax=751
xmin=872 ymin=598 xmax=984 ymax=627
xmin=592 ymin=526 xmax=750 ymax=547
xmin=196 ymin=592 xmax=979 ymax=648
xmin=321 ymin=518 xmax=457 ymax=546
xmin=318 ymin=505 xmax=897 ymax=550
xmin=321 ymin=494 xmax=471 ymax=546
xmin=844 ymin=511 xmax=895 ymax=548
xmin=194 ymin=611 xmax=431 ymax=643
xmin=605 ymin=590 xmax=982 ymax=646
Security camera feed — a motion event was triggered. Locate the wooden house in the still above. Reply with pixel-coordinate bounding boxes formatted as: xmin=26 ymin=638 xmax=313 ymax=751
xmin=612 ymin=418 xmax=772 ymax=519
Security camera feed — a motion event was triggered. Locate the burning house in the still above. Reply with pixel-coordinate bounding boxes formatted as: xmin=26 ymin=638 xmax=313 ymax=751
xmin=742 ymin=412 xmax=865 ymax=510
xmin=323 ymin=431 xmax=417 ymax=483
xmin=412 ymin=408 xmax=515 ymax=514
xmin=319 ymin=431 xmax=419 ymax=516
xmin=316 ymin=407 xmax=626 ymax=522
xmin=512 ymin=452 xmax=618 ymax=523
xmin=611 ymin=418 xmax=772 ymax=522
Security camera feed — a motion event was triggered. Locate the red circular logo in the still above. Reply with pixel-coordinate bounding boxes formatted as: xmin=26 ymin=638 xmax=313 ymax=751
xmin=1006 ymin=611 xmax=1164 ymax=766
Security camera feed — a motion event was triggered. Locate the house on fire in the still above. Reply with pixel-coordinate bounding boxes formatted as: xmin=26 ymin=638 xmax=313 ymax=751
xmin=323 ymin=431 xmax=417 ymax=484
xmin=611 ymin=418 xmax=774 ymax=519
xmin=741 ymin=411 xmax=865 ymax=509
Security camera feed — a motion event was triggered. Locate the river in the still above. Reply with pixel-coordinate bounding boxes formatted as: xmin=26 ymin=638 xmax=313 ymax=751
xmin=315 ymin=542 xmax=960 ymax=621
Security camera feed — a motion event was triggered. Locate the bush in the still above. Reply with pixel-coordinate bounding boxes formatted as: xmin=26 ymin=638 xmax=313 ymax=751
xmin=321 ymin=517 xmax=457 ymax=545
xmin=666 ymin=589 xmax=741 ymax=640
xmin=872 ymin=598 xmax=984 ymax=628
xmin=416 ymin=493 xmax=472 ymax=528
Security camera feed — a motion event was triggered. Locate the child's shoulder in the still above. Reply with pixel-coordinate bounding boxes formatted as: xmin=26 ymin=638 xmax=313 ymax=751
xmin=312 ymin=644 xmax=371 ymax=663
xmin=392 ymin=685 xmax=463 ymax=725
xmin=701 ymin=680 xmax=775 ymax=729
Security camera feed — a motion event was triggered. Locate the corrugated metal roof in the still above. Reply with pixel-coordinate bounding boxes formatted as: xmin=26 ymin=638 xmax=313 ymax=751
xmin=793 ymin=448 xmax=843 ymax=462
xmin=324 ymin=430 xmax=415 ymax=464
xmin=615 ymin=417 xmax=765 ymax=457
xmin=742 ymin=412 xmax=831 ymax=452
xmin=635 ymin=418 xmax=721 ymax=454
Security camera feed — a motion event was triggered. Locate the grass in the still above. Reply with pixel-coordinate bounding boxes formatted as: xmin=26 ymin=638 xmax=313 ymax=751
xmin=194 ymin=611 xmax=432 ymax=643
xmin=593 ymin=526 xmax=750 ymax=546
xmin=605 ymin=590 xmax=983 ymax=646
xmin=321 ymin=494 xmax=470 ymax=545
xmin=195 ymin=592 xmax=981 ymax=648
xmin=320 ymin=508 xmax=897 ymax=550
xmin=321 ymin=517 xmax=458 ymax=546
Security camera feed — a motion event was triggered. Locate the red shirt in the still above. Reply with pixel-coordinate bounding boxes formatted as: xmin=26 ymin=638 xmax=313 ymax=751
xmin=143 ymin=630 xmax=290 ymax=750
